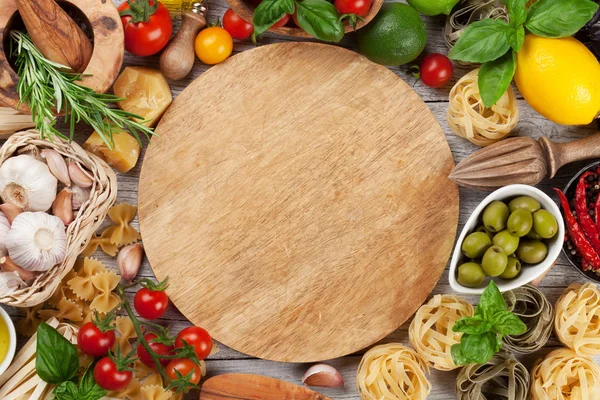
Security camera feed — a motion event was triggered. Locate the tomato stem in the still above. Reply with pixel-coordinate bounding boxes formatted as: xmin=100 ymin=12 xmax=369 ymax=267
xmin=119 ymin=0 xmax=159 ymax=23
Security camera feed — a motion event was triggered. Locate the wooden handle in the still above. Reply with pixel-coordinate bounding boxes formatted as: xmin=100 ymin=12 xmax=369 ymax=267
xmin=159 ymin=11 xmax=207 ymax=81
xmin=540 ymin=132 xmax=600 ymax=178
xmin=15 ymin=0 xmax=93 ymax=72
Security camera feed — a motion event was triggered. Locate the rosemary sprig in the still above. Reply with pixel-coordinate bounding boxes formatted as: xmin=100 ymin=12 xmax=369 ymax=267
xmin=11 ymin=31 xmax=154 ymax=150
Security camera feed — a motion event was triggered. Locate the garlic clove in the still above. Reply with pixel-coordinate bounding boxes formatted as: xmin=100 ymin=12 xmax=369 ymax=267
xmin=0 ymin=271 xmax=27 ymax=293
xmin=0 ymin=155 xmax=57 ymax=211
xmin=68 ymin=160 xmax=93 ymax=188
xmin=302 ymin=364 xmax=344 ymax=388
xmin=71 ymin=185 xmax=90 ymax=211
xmin=42 ymin=149 xmax=71 ymax=187
xmin=0 ymin=211 xmax=9 ymax=258
xmin=117 ymin=243 xmax=144 ymax=282
xmin=17 ymin=145 xmax=43 ymax=161
xmin=52 ymin=188 xmax=74 ymax=225
xmin=0 ymin=256 xmax=38 ymax=283
xmin=0 ymin=203 xmax=23 ymax=224
xmin=5 ymin=212 xmax=67 ymax=272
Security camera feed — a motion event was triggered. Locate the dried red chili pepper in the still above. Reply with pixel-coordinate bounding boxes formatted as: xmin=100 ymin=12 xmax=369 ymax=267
xmin=554 ymin=188 xmax=600 ymax=270
xmin=575 ymin=172 xmax=600 ymax=253
xmin=596 ymin=195 xmax=600 ymax=231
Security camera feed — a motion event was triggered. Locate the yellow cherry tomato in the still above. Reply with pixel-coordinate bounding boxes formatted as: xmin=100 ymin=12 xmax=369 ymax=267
xmin=195 ymin=27 xmax=233 ymax=65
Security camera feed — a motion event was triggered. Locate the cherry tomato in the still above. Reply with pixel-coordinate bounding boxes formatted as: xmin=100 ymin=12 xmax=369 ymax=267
xmin=195 ymin=27 xmax=233 ymax=65
xmin=175 ymin=327 xmax=213 ymax=360
xmin=223 ymin=9 xmax=254 ymax=40
xmin=134 ymin=287 xmax=169 ymax=320
xmin=118 ymin=0 xmax=173 ymax=56
xmin=94 ymin=357 xmax=132 ymax=391
xmin=272 ymin=14 xmax=291 ymax=28
xmin=420 ymin=53 xmax=454 ymax=88
xmin=137 ymin=333 xmax=174 ymax=368
xmin=77 ymin=322 xmax=115 ymax=357
xmin=334 ymin=0 xmax=372 ymax=17
xmin=165 ymin=358 xmax=201 ymax=385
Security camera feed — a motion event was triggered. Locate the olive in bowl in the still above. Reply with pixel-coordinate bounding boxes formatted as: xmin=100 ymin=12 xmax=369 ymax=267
xmin=449 ymin=185 xmax=565 ymax=295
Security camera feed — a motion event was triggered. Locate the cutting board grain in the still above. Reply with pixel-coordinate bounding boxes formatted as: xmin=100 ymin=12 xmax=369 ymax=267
xmin=138 ymin=42 xmax=459 ymax=362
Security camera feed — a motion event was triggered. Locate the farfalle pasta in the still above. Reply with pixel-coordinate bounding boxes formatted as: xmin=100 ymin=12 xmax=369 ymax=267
xmin=357 ymin=343 xmax=430 ymax=400
xmin=110 ymin=375 xmax=143 ymax=400
xmin=141 ymin=384 xmax=172 ymax=400
xmin=115 ymin=316 xmax=137 ymax=354
xmin=108 ymin=203 xmax=141 ymax=246
xmin=38 ymin=297 xmax=83 ymax=323
xmin=531 ymin=348 xmax=600 ymax=400
xmin=68 ymin=258 xmax=108 ymax=301
xmin=90 ymin=271 xmax=121 ymax=313
xmin=555 ymin=283 xmax=600 ymax=356
xmin=83 ymin=227 xmax=119 ymax=257
xmin=409 ymin=294 xmax=474 ymax=371
xmin=15 ymin=304 xmax=43 ymax=336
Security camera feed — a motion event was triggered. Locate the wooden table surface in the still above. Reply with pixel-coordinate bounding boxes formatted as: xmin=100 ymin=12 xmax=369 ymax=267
xmin=4 ymin=0 xmax=600 ymax=398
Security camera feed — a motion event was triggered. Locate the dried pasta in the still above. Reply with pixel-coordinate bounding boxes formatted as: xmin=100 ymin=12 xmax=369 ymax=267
xmin=68 ymin=258 xmax=108 ymax=301
xmin=357 ymin=343 xmax=430 ymax=400
xmin=108 ymin=203 xmax=141 ymax=246
xmin=110 ymin=375 xmax=143 ymax=400
xmin=38 ymin=298 xmax=83 ymax=323
xmin=89 ymin=271 xmax=121 ymax=313
xmin=15 ymin=305 xmax=43 ymax=337
xmin=83 ymin=227 xmax=119 ymax=257
xmin=503 ymin=284 xmax=553 ymax=354
xmin=447 ymin=69 xmax=519 ymax=146
xmin=531 ymin=348 xmax=600 ymax=400
xmin=555 ymin=283 xmax=600 ymax=356
xmin=409 ymin=294 xmax=474 ymax=371
xmin=456 ymin=350 xmax=529 ymax=400
xmin=141 ymin=385 xmax=172 ymax=400
xmin=115 ymin=316 xmax=137 ymax=354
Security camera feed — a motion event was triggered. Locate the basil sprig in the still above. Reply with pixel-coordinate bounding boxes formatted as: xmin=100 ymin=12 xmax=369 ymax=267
xmin=253 ymin=0 xmax=344 ymax=42
xmin=449 ymin=0 xmax=599 ymax=108
xmin=451 ymin=281 xmax=527 ymax=366
xmin=53 ymin=365 xmax=107 ymax=400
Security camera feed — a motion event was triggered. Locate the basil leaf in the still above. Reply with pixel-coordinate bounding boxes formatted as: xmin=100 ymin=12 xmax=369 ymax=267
xmin=475 ymin=281 xmax=506 ymax=318
xmin=509 ymin=25 xmax=525 ymax=52
xmin=54 ymin=364 xmax=106 ymax=400
xmin=253 ymin=0 xmax=295 ymax=36
xmin=451 ymin=332 xmax=497 ymax=366
xmin=452 ymin=315 xmax=492 ymax=335
xmin=54 ymin=382 xmax=80 ymax=400
xmin=478 ymin=51 xmax=517 ymax=108
xmin=449 ymin=19 xmax=513 ymax=63
xmin=36 ymin=322 xmax=79 ymax=384
xmin=503 ymin=0 xmax=527 ymax=26
xmin=491 ymin=311 xmax=527 ymax=336
xmin=296 ymin=0 xmax=344 ymax=42
xmin=450 ymin=343 xmax=468 ymax=366
xmin=526 ymin=0 xmax=599 ymax=38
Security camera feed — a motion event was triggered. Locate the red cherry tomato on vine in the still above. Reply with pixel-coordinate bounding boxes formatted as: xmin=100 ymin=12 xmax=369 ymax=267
xmin=175 ymin=326 xmax=213 ymax=360
xmin=94 ymin=357 xmax=133 ymax=391
xmin=272 ymin=14 xmax=291 ymax=28
xmin=334 ymin=0 xmax=371 ymax=17
xmin=118 ymin=0 xmax=173 ymax=56
xmin=165 ymin=358 xmax=202 ymax=385
xmin=77 ymin=322 xmax=115 ymax=357
xmin=137 ymin=333 xmax=174 ymax=368
xmin=420 ymin=53 xmax=454 ymax=88
xmin=134 ymin=287 xmax=169 ymax=320
xmin=223 ymin=8 xmax=254 ymax=40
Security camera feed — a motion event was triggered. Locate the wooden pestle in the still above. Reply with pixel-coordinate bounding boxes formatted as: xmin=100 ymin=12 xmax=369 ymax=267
xmin=15 ymin=0 xmax=93 ymax=72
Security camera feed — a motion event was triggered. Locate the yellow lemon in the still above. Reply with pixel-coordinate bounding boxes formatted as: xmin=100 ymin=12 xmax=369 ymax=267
xmin=514 ymin=35 xmax=600 ymax=126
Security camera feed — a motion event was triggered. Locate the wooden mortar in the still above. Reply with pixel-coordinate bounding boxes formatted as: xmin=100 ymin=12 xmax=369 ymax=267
xmin=0 ymin=0 xmax=124 ymax=112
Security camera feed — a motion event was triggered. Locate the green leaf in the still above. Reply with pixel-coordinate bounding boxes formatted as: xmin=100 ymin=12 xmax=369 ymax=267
xmin=526 ymin=0 xmax=599 ymax=38
xmin=451 ymin=333 xmax=497 ymax=366
xmin=296 ymin=0 xmax=345 ymax=42
xmin=250 ymin=0 xmax=295 ymax=36
xmin=509 ymin=25 xmax=525 ymax=52
xmin=36 ymin=322 xmax=79 ymax=384
xmin=449 ymin=19 xmax=513 ymax=63
xmin=54 ymin=382 xmax=80 ymax=400
xmin=475 ymin=281 xmax=507 ymax=318
xmin=478 ymin=51 xmax=517 ymax=108
xmin=54 ymin=364 xmax=106 ymax=400
xmin=491 ymin=311 xmax=527 ymax=336
xmin=503 ymin=0 xmax=527 ymax=26
xmin=452 ymin=315 xmax=492 ymax=335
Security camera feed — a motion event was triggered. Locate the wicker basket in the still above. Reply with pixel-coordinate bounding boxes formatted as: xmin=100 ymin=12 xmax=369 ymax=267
xmin=0 ymin=130 xmax=117 ymax=307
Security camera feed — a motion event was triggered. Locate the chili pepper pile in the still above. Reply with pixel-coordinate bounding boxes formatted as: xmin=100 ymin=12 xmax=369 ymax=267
xmin=555 ymin=168 xmax=600 ymax=274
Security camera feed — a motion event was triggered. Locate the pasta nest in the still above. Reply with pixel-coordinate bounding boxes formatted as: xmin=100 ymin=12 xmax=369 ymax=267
xmin=447 ymin=69 xmax=519 ymax=147
xmin=356 ymin=343 xmax=430 ymax=400
xmin=408 ymin=294 xmax=474 ymax=371
xmin=554 ymin=283 xmax=600 ymax=356
xmin=531 ymin=348 xmax=600 ymax=400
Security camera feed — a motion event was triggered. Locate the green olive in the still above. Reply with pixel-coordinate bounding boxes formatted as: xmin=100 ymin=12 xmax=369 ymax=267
xmin=516 ymin=240 xmax=548 ymax=264
xmin=457 ymin=262 xmax=486 ymax=287
xmin=492 ymin=230 xmax=520 ymax=255
xmin=476 ymin=225 xmax=495 ymax=241
xmin=482 ymin=246 xmax=508 ymax=277
xmin=507 ymin=209 xmax=533 ymax=237
xmin=499 ymin=257 xmax=522 ymax=279
xmin=482 ymin=201 xmax=510 ymax=233
xmin=533 ymin=209 xmax=559 ymax=239
xmin=462 ymin=232 xmax=493 ymax=259
xmin=526 ymin=230 xmax=542 ymax=240
xmin=508 ymin=196 xmax=541 ymax=213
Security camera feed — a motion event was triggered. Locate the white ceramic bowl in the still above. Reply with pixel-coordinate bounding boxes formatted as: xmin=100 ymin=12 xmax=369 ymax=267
xmin=449 ymin=184 xmax=565 ymax=295
xmin=0 ymin=306 xmax=16 ymax=376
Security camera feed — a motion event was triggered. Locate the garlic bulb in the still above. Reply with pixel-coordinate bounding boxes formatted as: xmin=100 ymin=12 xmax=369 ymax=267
xmin=0 ymin=211 xmax=9 ymax=257
xmin=6 ymin=212 xmax=67 ymax=272
xmin=0 ymin=155 xmax=58 ymax=211
xmin=0 ymin=271 xmax=26 ymax=294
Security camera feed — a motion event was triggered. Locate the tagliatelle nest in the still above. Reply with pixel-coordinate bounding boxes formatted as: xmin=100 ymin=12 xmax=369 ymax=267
xmin=356 ymin=343 xmax=430 ymax=400
xmin=554 ymin=283 xmax=600 ymax=356
xmin=531 ymin=348 xmax=600 ymax=400
xmin=447 ymin=69 xmax=519 ymax=146
xmin=409 ymin=294 xmax=474 ymax=371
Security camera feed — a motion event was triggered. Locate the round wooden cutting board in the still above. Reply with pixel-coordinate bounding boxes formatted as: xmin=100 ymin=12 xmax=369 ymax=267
xmin=139 ymin=43 xmax=459 ymax=362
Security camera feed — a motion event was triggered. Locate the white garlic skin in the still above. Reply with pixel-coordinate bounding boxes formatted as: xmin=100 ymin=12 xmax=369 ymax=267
xmin=6 ymin=212 xmax=67 ymax=272
xmin=0 ymin=211 xmax=9 ymax=258
xmin=0 ymin=271 xmax=26 ymax=294
xmin=0 ymin=155 xmax=58 ymax=211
